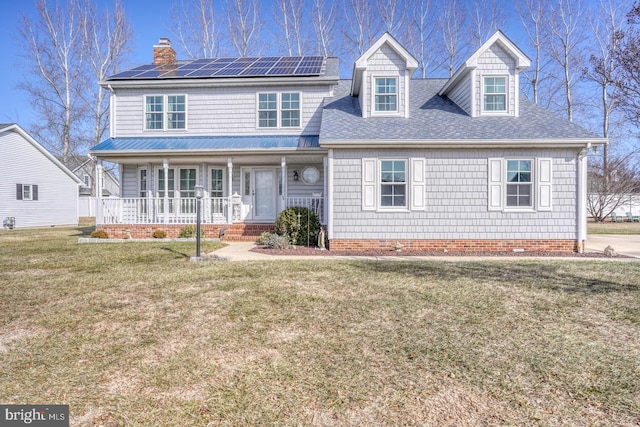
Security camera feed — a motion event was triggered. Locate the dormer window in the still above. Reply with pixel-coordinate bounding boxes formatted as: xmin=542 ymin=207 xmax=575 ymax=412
xmin=483 ymin=76 xmax=507 ymax=112
xmin=374 ymin=77 xmax=398 ymax=113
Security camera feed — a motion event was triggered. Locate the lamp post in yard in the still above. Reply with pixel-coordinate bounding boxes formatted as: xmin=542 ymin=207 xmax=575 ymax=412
xmin=195 ymin=185 xmax=204 ymax=258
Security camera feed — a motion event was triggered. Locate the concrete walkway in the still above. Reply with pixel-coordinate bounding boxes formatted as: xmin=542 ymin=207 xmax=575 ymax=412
xmin=212 ymin=236 xmax=640 ymax=261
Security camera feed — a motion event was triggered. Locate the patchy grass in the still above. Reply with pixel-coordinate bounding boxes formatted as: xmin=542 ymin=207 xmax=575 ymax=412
xmin=588 ymin=219 xmax=640 ymax=234
xmin=0 ymin=227 xmax=639 ymax=426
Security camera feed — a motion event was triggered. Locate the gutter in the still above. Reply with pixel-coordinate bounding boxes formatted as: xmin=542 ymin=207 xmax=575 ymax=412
xmin=319 ymin=138 xmax=608 ymax=149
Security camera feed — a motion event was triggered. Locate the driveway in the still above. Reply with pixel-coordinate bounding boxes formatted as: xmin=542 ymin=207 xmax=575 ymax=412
xmin=586 ymin=234 xmax=640 ymax=258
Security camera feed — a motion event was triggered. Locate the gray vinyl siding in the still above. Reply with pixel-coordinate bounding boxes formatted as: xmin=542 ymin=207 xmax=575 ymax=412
xmin=475 ymin=44 xmax=517 ymax=116
xmin=331 ymin=148 xmax=578 ymax=240
xmin=0 ymin=130 xmax=79 ymax=228
xmin=113 ymin=84 xmax=331 ymax=137
xmin=364 ymin=44 xmax=408 ymax=117
xmin=448 ymin=73 xmax=472 ymax=115
xmin=121 ymin=164 xmax=141 ymax=197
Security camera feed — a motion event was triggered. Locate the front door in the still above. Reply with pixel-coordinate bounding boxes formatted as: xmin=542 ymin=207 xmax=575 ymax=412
xmin=241 ymin=168 xmax=277 ymax=222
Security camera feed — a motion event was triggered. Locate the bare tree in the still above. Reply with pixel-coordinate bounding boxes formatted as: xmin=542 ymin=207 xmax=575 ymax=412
xmin=377 ymin=0 xmax=404 ymax=35
xmin=617 ymin=2 xmax=640 ymax=127
xmin=83 ymin=0 xmax=133 ymax=149
xmin=342 ymin=0 xmax=379 ymax=57
xmin=405 ymin=0 xmax=437 ymax=78
xmin=273 ymin=0 xmax=306 ymax=55
xmin=311 ymin=0 xmax=336 ymax=56
xmin=467 ymin=0 xmax=505 ymax=49
xmin=588 ymin=154 xmax=640 ymax=221
xmin=17 ymin=0 xmax=89 ymax=163
xmin=226 ymin=0 xmax=262 ymax=57
xmin=544 ymin=0 xmax=587 ymax=122
xmin=516 ymin=0 xmax=551 ymax=104
xmin=168 ymin=0 xmax=220 ymax=59
xmin=438 ymin=0 xmax=467 ymax=77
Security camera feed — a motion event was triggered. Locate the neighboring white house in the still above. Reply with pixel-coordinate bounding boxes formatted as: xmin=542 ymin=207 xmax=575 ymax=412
xmin=89 ymin=32 xmax=606 ymax=251
xmin=0 ymin=124 xmax=83 ymax=228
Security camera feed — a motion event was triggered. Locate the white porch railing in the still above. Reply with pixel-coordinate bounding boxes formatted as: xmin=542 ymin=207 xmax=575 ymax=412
xmin=99 ymin=196 xmax=325 ymax=224
xmin=286 ymin=196 xmax=324 ymax=224
xmin=100 ymin=197 xmax=228 ymax=224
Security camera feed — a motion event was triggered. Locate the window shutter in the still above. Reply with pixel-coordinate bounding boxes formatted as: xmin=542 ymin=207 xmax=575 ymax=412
xmin=16 ymin=184 xmax=22 ymax=200
xmin=488 ymin=158 xmax=503 ymax=211
xmin=362 ymin=158 xmax=377 ymax=210
xmin=536 ymin=158 xmax=552 ymax=211
xmin=32 ymin=185 xmax=39 ymax=201
xmin=410 ymin=158 xmax=426 ymax=210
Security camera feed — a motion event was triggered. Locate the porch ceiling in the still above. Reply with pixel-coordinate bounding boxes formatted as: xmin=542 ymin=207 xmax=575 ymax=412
xmin=101 ymin=153 xmax=326 ymax=166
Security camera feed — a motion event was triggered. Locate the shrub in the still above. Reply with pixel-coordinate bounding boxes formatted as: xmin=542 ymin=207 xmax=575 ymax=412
xmin=152 ymin=229 xmax=167 ymax=239
xmin=178 ymin=224 xmax=204 ymax=238
xmin=90 ymin=229 xmax=109 ymax=239
xmin=275 ymin=207 xmax=320 ymax=246
xmin=265 ymin=233 xmax=291 ymax=250
xmin=258 ymin=231 xmax=273 ymax=245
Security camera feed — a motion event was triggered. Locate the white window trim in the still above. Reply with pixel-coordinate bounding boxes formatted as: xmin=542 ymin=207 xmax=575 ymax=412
xmin=143 ymin=94 xmax=188 ymax=131
xmin=154 ymin=166 xmax=198 ymax=198
xmin=138 ymin=167 xmax=148 ymax=198
xmin=21 ymin=184 xmax=34 ymax=201
xmin=256 ymin=92 xmax=302 ymax=130
xmin=209 ymin=167 xmax=226 ymax=198
xmin=371 ymin=75 xmax=400 ymax=116
xmin=488 ymin=157 xmax=553 ymax=213
xmin=362 ymin=158 xmax=426 ymax=212
xmin=481 ymin=75 xmax=509 ymax=115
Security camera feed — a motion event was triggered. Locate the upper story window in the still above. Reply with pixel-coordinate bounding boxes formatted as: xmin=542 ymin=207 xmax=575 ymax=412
xmin=506 ymin=160 xmax=532 ymax=207
xmin=145 ymin=95 xmax=187 ymax=130
xmin=257 ymin=92 xmax=301 ymax=128
xmin=483 ymin=77 xmax=507 ymax=112
xmin=374 ymin=78 xmax=398 ymax=113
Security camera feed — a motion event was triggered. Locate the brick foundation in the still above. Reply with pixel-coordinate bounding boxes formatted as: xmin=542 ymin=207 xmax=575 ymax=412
xmin=98 ymin=223 xmax=275 ymax=241
xmin=328 ymin=239 xmax=578 ymax=253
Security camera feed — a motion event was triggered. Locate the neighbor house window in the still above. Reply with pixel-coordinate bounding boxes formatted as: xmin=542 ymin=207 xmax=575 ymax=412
xmin=83 ymin=175 xmax=90 ymax=186
xmin=374 ymin=78 xmax=398 ymax=112
xmin=167 ymin=95 xmax=186 ymax=129
xmin=16 ymin=184 xmax=38 ymax=201
xmin=484 ymin=77 xmax=507 ymax=112
xmin=506 ymin=160 xmax=532 ymax=207
xmin=281 ymin=93 xmax=300 ymax=127
xmin=258 ymin=93 xmax=277 ymax=128
xmin=380 ymin=160 xmax=406 ymax=207
xmin=211 ymin=168 xmax=224 ymax=198
xmin=145 ymin=95 xmax=187 ymax=130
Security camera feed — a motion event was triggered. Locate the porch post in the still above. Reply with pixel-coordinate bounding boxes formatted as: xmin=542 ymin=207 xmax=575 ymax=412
xmin=227 ymin=157 xmax=233 ymax=224
xmin=327 ymin=149 xmax=334 ymax=239
xmin=323 ymin=156 xmax=328 ymax=225
xmin=281 ymin=157 xmax=287 ymax=212
xmin=163 ymin=158 xmax=169 ymax=224
xmin=96 ymin=159 xmax=104 ymax=225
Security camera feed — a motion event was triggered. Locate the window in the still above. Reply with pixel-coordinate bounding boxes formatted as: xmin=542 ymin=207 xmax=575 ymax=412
xmin=180 ymin=169 xmax=196 ymax=198
xmin=374 ymin=78 xmax=398 ymax=112
xmin=16 ymin=184 xmax=38 ymax=201
xmin=484 ymin=77 xmax=507 ymax=112
xmin=145 ymin=95 xmax=186 ymax=130
xmin=83 ymin=175 xmax=90 ymax=186
xmin=488 ymin=158 xmax=552 ymax=212
xmin=157 ymin=169 xmax=175 ymax=214
xmin=139 ymin=169 xmax=147 ymax=197
xmin=258 ymin=93 xmax=277 ymax=128
xmin=257 ymin=92 xmax=301 ymax=128
xmin=211 ymin=168 xmax=224 ymax=198
xmin=506 ymin=160 xmax=532 ymax=207
xmin=168 ymin=95 xmax=186 ymax=129
xmin=380 ymin=160 xmax=406 ymax=207
xmin=145 ymin=96 xmax=164 ymax=129
xmin=281 ymin=93 xmax=300 ymax=127
xmin=362 ymin=158 xmax=425 ymax=211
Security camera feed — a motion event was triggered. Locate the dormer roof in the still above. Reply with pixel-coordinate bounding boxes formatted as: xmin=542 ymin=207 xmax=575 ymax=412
xmin=439 ymin=30 xmax=531 ymax=96
xmin=350 ymin=32 xmax=418 ymax=96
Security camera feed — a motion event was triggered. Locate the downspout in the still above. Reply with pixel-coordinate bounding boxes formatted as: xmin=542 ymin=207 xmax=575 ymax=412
xmin=227 ymin=158 xmax=233 ymax=224
xmin=327 ymin=149 xmax=334 ymax=240
xmin=577 ymin=143 xmax=591 ymax=253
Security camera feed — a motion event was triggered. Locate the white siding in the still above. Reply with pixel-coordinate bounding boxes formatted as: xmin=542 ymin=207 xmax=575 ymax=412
xmin=0 ymin=130 xmax=79 ymax=228
xmin=331 ymin=148 xmax=578 ymax=240
xmin=114 ymin=84 xmax=331 ymax=137
xmin=475 ymin=44 xmax=517 ymax=116
xmin=448 ymin=73 xmax=472 ymax=115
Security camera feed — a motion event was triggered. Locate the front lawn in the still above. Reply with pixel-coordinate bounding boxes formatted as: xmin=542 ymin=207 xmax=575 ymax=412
xmin=0 ymin=227 xmax=638 ymax=426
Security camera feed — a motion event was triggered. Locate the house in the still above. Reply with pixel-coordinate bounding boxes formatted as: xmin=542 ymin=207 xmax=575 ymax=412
xmin=0 ymin=123 xmax=83 ymax=228
xmin=65 ymin=155 xmax=120 ymax=197
xmin=89 ymin=32 xmax=605 ymax=252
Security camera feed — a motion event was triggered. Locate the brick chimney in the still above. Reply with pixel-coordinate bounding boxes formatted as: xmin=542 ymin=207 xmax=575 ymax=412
xmin=153 ymin=38 xmax=176 ymax=65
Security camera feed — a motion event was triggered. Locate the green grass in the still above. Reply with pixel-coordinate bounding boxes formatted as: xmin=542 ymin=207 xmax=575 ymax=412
xmin=0 ymin=227 xmax=639 ymax=426
xmin=588 ymin=219 xmax=640 ymax=234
